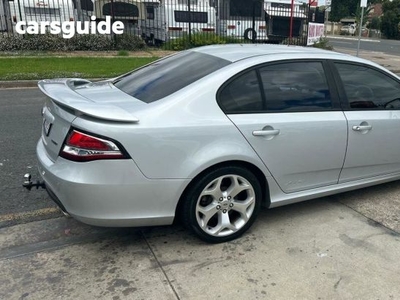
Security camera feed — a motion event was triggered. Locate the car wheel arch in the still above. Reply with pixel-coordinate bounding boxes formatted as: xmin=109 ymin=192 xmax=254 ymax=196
xmin=174 ymin=160 xmax=271 ymax=222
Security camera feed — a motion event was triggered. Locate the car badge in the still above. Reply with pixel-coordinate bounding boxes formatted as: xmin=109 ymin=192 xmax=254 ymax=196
xmin=43 ymin=118 xmax=52 ymax=136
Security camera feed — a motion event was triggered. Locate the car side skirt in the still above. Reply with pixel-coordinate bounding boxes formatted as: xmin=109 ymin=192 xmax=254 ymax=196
xmin=268 ymin=172 xmax=400 ymax=208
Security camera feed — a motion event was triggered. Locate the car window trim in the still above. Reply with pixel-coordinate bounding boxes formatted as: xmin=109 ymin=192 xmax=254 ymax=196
xmin=255 ymin=68 xmax=268 ymax=111
xmin=217 ymin=59 xmax=342 ymax=114
xmin=329 ymin=60 xmax=400 ymax=111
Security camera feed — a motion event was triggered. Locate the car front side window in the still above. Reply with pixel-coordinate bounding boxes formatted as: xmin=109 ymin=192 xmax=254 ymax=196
xmin=335 ymin=63 xmax=400 ymax=110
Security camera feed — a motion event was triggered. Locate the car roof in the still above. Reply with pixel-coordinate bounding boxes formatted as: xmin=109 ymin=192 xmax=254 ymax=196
xmin=191 ymin=44 xmax=352 ymax=63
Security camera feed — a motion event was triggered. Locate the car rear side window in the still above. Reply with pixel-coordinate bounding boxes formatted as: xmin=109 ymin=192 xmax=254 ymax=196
xmin=113 ymin=51 xmax=231 ymax=103
xmin=218 ymin=70 xmax=263 ymax=113
xmin=335 ymin=63 xmax=400 ymax=110
xmin=259 ymin=62 xmax=332 ymax=111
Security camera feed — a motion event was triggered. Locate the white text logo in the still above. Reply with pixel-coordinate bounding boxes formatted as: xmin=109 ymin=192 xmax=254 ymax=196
xmin=15 ymin=16 xmax=124 ymax=39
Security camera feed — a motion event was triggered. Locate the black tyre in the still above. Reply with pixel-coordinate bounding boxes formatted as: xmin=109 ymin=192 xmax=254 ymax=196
xmin=182 ymin=166 xmax=262 ymax=243
xmin=244 ymin=28 xmax=257 ymax=41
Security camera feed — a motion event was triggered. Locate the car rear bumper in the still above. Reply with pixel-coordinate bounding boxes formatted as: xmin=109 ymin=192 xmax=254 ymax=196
xmin=36 ymin=139 xmax=190 ymax=227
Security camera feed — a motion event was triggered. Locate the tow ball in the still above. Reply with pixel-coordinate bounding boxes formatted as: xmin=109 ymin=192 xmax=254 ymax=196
xmin=22 ymin=173 xmax=46 ymax=191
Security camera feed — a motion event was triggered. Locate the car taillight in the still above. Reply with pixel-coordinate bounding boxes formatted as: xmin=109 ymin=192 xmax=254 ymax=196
xmin=60 ymin=130 xmax=128 ymax=162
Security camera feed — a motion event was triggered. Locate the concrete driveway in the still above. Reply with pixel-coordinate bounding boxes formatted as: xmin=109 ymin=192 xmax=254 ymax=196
xmin=1 ymin=191 xmax=400 ymax=300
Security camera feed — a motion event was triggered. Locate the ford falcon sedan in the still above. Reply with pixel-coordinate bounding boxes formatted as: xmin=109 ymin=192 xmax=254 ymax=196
xmin=28 ymin=44 xmax=400 ymax=243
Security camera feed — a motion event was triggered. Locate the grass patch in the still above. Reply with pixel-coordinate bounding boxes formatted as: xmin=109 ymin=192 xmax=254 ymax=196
xmin=117 ymin=50 xmax=129 ymax=56
xmin=0 ymin=56 xmax=158 ymax=80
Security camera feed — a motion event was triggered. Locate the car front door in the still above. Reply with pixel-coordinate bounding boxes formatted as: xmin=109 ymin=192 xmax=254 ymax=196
xmin=333 ymin=62 xmax=400 ymax=183
xmin=218 ymin=61 xmax=348 ymax=193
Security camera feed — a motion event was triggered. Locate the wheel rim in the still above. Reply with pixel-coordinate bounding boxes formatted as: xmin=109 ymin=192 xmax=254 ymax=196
xmin=195 ymin=174 xmax=256 ymax=237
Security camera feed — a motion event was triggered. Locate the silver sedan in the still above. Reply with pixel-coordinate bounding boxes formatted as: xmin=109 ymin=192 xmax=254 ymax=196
xmin=33 ymin=44 xmax=400 ymax=243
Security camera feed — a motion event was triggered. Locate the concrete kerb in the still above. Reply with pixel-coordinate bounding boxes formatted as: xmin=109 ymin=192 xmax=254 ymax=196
xmin=0 ymin=80 xmax=38 ymax=89
xmin=0 ymin=79 xmax=106 ymax=89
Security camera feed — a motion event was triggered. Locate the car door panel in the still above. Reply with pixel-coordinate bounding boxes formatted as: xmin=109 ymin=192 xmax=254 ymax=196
xmin=333 ymin=62 xmax=400 ymax=182
xmin=340 ymin=111 xmax=400 ymax=182
xmin=229 ymin=112 xmax=347 ymax=193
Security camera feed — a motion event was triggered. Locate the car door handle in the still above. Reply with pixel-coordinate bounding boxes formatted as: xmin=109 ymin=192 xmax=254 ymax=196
xmin=352 ymin=125 xmax=372 ymax=131
xmin=252 ymin=129 xmax=280 ymax=136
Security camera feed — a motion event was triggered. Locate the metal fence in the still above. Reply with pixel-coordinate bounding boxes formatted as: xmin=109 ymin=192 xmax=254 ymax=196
xmin=0 ymin=0 xmax=325 ymax=48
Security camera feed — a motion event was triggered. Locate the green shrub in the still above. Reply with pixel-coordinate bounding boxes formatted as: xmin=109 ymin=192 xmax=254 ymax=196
xmin=0 ymin=35 xmax=25 ymax=51
xmin=311 ymin=37 xmax=334 ymax=50
xmin=281 ymin=36 xmax=307 ymax=46
xmin=24 ymin=34 xmax=66 ymax=51
xmin=163 ymin=33 xmax=243 ymax=50
xmin=281 ymin=36 xmax=333 ymax=50
xmin=114 ymin=34 xmax=146 ymax=51
xmin=66 ymin=34 xmax=114 ymax=51
xmin=0 ymin=34 xmax=146 ymax=52
xmin=117 ymin=50 xmax=129 ymax=56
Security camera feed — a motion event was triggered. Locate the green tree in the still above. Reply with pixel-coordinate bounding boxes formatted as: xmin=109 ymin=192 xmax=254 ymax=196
xmin=381 ymin=0 xmax=400 ymax=39
xmin=329 ymin=0 xmax=382 ymax=22
xmin=356 ymin=5 xmax=373 ymax=24
xmin=329 ymin=0 xmax=359 ymax=22
xmin=367 ymin=16 xmax=381 ymax=29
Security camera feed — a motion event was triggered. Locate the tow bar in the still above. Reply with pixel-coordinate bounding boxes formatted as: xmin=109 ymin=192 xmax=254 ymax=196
xmin=22 ymin=173 xmax=46 ymax=191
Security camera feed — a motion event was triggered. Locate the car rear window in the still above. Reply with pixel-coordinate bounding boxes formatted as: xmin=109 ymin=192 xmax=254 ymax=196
xmin=113 ymin=51 xmax=231 ymax=103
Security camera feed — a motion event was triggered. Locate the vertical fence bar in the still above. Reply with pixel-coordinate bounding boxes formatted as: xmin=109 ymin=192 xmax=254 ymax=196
xmin=187 ymin=0 xmax=191 ymax=46
xmin=17 ymin=0 xmax=23 ymax=37
xmin=289 ymin=0 xmax=294 ymax=43
xmin=305 ymin=2 xmax=310 ymax=46
xmin=76 ymin=0 xmax=83 ymax=21
xmin=110 ymin=0 xmax=117 ymax=45
xmin=251 ymin=0 xmax=255 ymax=43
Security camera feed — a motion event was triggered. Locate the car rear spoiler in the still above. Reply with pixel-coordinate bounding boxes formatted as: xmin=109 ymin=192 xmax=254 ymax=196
xmin=38 ymin=78 xmax=139 ymax=123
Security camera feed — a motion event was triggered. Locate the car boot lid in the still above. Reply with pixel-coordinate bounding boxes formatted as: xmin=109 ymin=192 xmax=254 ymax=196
xmin=38 ymin=78 xmax=141 ymax=123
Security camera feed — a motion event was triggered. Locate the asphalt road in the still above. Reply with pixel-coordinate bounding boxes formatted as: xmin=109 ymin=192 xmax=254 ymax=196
xmin=328 ymin=36 xmax=400 ymax=56
xmin=0 ymin=88 xmax=61 ymax=227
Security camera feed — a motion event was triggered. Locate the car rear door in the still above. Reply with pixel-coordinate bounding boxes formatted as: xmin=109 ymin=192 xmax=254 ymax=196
xmin=219 ymin=60 xmax=347 ymax=193
xmin=332 ymin=62 xmax=400 ymax=183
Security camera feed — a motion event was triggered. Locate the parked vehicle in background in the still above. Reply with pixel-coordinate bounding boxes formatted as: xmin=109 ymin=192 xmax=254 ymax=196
xmin=9 ymin=0 xmax=93 ymax=28
xmin=74 ymin=0 xmax=93 ymax=21
xmin=140 ymin=0 xmax=216 ymax=44
xmin=10 ymin=0 xmax=74 ymax=25
xmin=340 ymin=23 xmax=356 ymax=35
xmin=94 ymin=0 xmax=143 ymax=34
xmin=216 ymin=0 xmax=267 ymax=41
xmin=264 ymin=0 xmax=306 ymax=42
xmin=215 ymin=0 xmax=306 ymax=42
